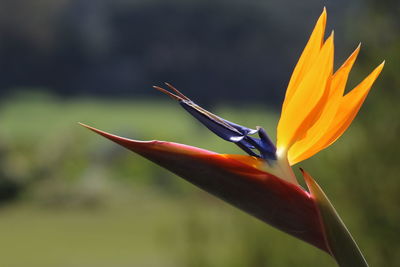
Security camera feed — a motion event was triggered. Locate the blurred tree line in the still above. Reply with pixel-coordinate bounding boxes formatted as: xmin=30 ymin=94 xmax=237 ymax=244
xmin=0 ymin=0 xmax=373 ymax=105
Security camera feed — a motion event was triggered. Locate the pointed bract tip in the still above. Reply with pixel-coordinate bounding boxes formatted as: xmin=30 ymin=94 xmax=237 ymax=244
xmin=79 ymin=122 xmax=124 ymax=142
xmin=299 ymin=168 xmax=315 ymax=191
xmin=79 ymin=122 xmax=106 ymax=135
xmin=79 ymin=122 xmax=115 ymax=138
xmin=300 ymin=169 xmax=316 ymax=196
xmin=78 ymin=122 xmax=90 ymax=129
xmin=301 ymin=169 xmax=369 ymax=265
xmin=78 ymin=123 xmax=153 ymax=150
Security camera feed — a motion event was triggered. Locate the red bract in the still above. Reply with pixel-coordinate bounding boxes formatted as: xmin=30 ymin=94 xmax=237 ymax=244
xmin=81 ymin=124 xmax=329 ymax=253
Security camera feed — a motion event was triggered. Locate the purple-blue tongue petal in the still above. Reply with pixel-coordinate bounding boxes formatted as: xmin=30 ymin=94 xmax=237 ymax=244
xmin=154 ymin=84 xmax=276 ymax=159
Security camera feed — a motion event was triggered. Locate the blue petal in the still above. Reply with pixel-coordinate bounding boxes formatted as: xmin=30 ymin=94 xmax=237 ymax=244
xmin=179 ymin=100 xmax=248 ymax=142
xmin=179 ymin=100 xmax=276 ymax=160
xmin=155 ymin=84 xmax=276 ymax=160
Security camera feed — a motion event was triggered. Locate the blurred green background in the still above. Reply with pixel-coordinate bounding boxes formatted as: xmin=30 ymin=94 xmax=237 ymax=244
xmin=0 ymin=0 xmax=399 ymax=266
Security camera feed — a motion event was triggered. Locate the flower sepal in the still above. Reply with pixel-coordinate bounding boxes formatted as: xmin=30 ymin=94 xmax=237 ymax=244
xmin=302 ymin=169 xmax=369 ymax=267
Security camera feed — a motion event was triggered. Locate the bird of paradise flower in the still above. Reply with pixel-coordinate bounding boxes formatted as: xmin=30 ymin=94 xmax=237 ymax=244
xmin=81 ymin=8 xmax=383 ymax=267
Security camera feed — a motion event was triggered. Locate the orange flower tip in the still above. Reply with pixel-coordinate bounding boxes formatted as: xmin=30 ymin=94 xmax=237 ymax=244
xmin=321 ymin=8 xmax=327 ymax=30
xmin=323 ymin=31 xmax=334 ymax=48
xmin=344 ymin=44 xmax=361 ymax=63
xmin=373 ymin=61 xmax=385 ymax=76
xmin=349 ymin=43 xmax=361 ymax=58
xmin=321 ymin=7 xmax=327 ymax=20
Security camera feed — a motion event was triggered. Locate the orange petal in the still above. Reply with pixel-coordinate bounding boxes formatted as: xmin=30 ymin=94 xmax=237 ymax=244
xmin=81 ymin=123 xmax=329 ymax=253
xmin=277 ymin=32 xmax=334 ymax=151
xmin=282 ymin=8 xmax=327 ymax=111
xmin=294 ymin=61 xmax=384 ymax=158
xmin=288 ymin=45 xmax=361 ymax=165
xmin=321 ymin=62 xmax=385 ymax=147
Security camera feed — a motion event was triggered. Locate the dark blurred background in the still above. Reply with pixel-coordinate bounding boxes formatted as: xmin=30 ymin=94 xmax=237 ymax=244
xmin=0 ymin=0 xmax=399 ymax=266
xmin=1 ymin=0 xmax=390 ymax=104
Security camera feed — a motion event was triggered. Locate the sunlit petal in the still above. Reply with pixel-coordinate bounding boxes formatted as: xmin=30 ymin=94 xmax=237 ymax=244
xmin=293 ymin=62 xmax=384 ymax=159
xmin=321 ymin=62 xmax=384 ymax=147
xmin=282 ymin=8 xmax=327 ymax=111
xmin=288 ymin=45 xmax=361 ymax=164
xmin=277 ymin=32 xmax=334 ymax=151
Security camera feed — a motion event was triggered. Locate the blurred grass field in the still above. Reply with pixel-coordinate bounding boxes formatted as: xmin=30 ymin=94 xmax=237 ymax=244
xmin=0 ymin=91 xmax=398 ymax=266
